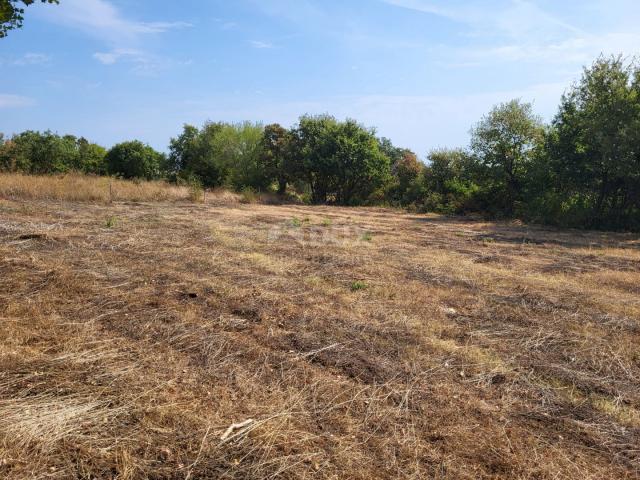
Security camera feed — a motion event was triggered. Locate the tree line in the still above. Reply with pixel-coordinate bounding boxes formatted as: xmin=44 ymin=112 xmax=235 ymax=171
xmin=1 ymin=55 xmax=639 ymax=231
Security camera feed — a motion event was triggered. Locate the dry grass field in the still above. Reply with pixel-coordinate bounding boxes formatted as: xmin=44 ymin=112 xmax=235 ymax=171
xmin=1 ymin=175 xmax=639 ymax=479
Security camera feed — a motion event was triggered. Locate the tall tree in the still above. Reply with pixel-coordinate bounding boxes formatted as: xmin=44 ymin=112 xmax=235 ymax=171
xmin=168 ymin=123 xmax=228 ymax=187
xmin=470 ymin=99 xmax=544 ymax=216
xmin=214 ymin=122 xmax=265 ymax=190
xmin=379 ymin=138 xmax=423 ymax=204
xmin=289 ymin=114 xmax=338 ymax=203
xmin=76 ymin=137 xmax=107 ymax=175
xmin=422 ymin=148 xmax=481 ymax=213
xmin=259 ymin=123 xmax=290 ymax=194
xmin=106 ymin=141 xmax=164 ymax=180
xmin=289 ymin=115 xmax=390 ymax=205
xmin=547 ymin=56 xmax=640 ymax=229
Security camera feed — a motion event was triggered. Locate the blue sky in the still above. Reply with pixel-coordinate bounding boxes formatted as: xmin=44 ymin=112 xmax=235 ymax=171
xmin=1 ymin=0 xmax=639 ymax=157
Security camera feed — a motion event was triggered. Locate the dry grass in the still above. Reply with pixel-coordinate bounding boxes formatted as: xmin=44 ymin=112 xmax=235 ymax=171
xmin=0 ymin=172 xmax=191 ymax=203
xmin=1 ymin=175 xmax=640 ymax=478
xmin=0 ymin=172 xmax=246 ymax=205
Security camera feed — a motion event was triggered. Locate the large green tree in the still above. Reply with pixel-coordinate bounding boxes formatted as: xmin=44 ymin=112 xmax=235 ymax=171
xmin=259 ymin=123 xmax=291 ymax=194
xmin=289 ymin=115 xmax=390 ymax=205
xmin=422 ymin=148 xmax=480 ymax=213
xmin=288 ymin=115 xmax=338 ymax=203
xmin=546 ymin=56 xmax=640 ymax=229
xmin=168 ymin=123 xmax=227 ymax=187
xmin=215 ymin=122 xmax=266 ymax=190
xmin=1 ymin=0 xmax=58 ymax=37
xmin=379 ymin=138 xmax=424 ymax=205
xmin=76 ymin=137 xmax=107 ymax=175
xmin=106 ymin=141 xmax=164 ymax=180
xmin=470 ymin=99 xmax=544 ymax=216
xmin=168 ymin=122 xmax=266 ymax=189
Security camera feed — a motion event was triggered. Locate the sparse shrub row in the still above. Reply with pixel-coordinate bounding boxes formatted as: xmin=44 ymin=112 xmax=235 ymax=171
xmin=1 ymin=55 xmax=639 ymax=231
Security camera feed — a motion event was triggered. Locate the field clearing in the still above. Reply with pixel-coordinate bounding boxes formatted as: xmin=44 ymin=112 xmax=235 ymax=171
xmin=1 ymin=189 xmax=639 ymax=478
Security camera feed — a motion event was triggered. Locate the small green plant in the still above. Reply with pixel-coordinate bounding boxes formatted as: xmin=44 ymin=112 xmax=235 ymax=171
xmin=240 ymin=187 xmax=259 ymax=204
xmin=322 ymin=218 xmax=332 ymax=227
xmin=290 ymin=217 xmax=302 ymax=227
xmin=361 ymin=231 xmax=373 ymax=242
xmin=188 ymin=178 xmax=204 ymax=203
xmin=105 ymin=216 xmax=118 ymax=228
xmin=481 ymin=237 xmax=495 ymax=246
xmin=350 ymin=280 xmax=368 ymax=291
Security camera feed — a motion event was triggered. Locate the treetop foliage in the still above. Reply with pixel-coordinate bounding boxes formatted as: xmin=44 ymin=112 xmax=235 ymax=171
xmin=105 ymin=140 xmax=165 ymax=180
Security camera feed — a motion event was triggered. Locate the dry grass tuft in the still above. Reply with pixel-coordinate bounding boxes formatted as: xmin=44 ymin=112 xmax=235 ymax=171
xmin=0 ymin=172 xmax=195 ymax=203
xmin=0 ymin=172 xmax=252 ymax=206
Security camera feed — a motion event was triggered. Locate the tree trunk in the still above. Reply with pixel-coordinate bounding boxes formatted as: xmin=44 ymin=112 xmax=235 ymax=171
xmin=277 ymin=177 xmax=287 ymax=195
xmin=594 ymin=168 xmax=609 ymax=225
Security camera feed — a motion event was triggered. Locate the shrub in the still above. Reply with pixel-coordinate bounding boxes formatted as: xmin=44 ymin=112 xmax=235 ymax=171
xmin=106 ymin=141 xmax=165 ymax=180
xmin=350 ymin=280 xmax=368 ymax=291
xmin=239 ymin=186 xmax=259 ymax=204
xmin=187 ymin=177 xmax=204 ymax=203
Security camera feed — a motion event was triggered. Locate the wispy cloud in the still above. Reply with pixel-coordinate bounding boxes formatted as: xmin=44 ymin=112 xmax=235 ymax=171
xmin=93 ymin=49 xmax=142 ymax=65
xmin=382 ymin=0 xmax=639 ymax=66
xmin=247 ymin=0 xmax=326 ymax=26
xmin=93 ymin=48 xmax=192 ymax=75
xmin=382 ymin=0 xmax=582 ymax=38
xmin=214 ymin=18 xmax=238 ymax=30
xmin=38 ymin=0 xmax=192 ymax=75
xmin=250 ymin=40 xmax=274 ymax=49
xmin=12 ymin=53 xmax=51 ymax=66
xmin=0 ymin=94 xmax=36 ymax=109
xmin=40 ymin=0 xmax=191 ymax=44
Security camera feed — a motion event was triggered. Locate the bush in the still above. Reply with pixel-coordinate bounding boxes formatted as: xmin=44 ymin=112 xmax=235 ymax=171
xmin=106 ymin=141 xmax=164 ymax=180
xmin=239 ymin=186 xmax=259 ymax=204
xmin=187 ymin=178 xmax=204 ymax=203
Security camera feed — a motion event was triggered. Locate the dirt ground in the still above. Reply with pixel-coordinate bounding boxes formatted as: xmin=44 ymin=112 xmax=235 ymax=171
xmin=1 ymin=197 xmax=639 ymax=479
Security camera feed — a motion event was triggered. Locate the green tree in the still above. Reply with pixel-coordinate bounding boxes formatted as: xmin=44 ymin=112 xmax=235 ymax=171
xmin=168 ymin=123 xmax=227 ymax=187
xmin=332 ymin=119 xmax=390 ymax=204
xmin=215 ymin=122 xmax=266 ymax=190
xmin=470 ymin=99 xmax=544 ymax=216
xmin=0 ymin=130 xmax=114 ymax=177
xmin=167 ymin=124 xmax=199 ymax=177
xmin=106 ymin=141 xmax=164 ymax=180
xmin=393 ymin=149 xmax=423 ymax=205
xmin=546 ymin=56 xmax=640 ymax=229
xmin=168 ymin=122 xmax=266 ymax=189
xmin=288 ymin=114 xmax=338 ymax=203
xmin=423 ymin=148 xmax=480 ymax=214
xmin=1 ymin=0 xmax=58 ymax=38
xmin=378 ymin=138 xmax=424 ymax=205
xmin=77 ymin=137 xmax=107 ymax=175
xmin=289 ymin=115 xmax=390 ymax=205
xmin=0 ymin=133 xmax=16 ymax=171
xmin=0 ymin=130 xmax=82 ymax=173
xmin=259 ymin=123 xmax=291 ymax=194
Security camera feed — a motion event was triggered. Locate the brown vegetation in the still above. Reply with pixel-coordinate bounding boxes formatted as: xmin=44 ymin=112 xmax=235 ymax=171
xmin=0 ymin=175 xmax=639 ymax=479
xmin=0 ymin=173 xmax=192 ymax=203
